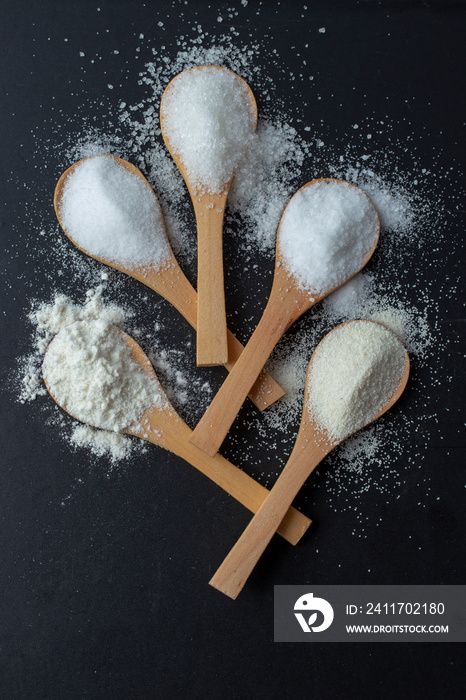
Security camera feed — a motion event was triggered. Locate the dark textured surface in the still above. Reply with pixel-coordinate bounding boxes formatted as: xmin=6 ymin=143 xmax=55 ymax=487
xmin=0 ymin=1 xmax=464 ymax=698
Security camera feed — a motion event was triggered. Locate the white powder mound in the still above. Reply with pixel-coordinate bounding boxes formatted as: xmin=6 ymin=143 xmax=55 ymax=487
xmin=59 ymin=156 xmax=171 ymax=268
xmin=42 ymin=319 xmax=165 ymax=432
xmin=20 ymin=285 xmax=126 ymax=402
xmin=278 ymin=180 xmax=379 ymax=295
xmin=160 ymin=66 xmax=256 ymax=194
xmin=308 ymin=321 xmax=408 ymax=441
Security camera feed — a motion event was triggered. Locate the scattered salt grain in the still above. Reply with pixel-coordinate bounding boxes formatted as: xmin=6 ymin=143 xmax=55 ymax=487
xmin=278 ymin=180 xmax=379 ymax=294
xmin=308 ymin=321 xmax=407 ymax=441
xmin=160 ymin=66 xmax=256 ymax=194
xmin=58 ymin=156 xmax=171 ymax=268
xmin=42 ymin=319 xmax=165 ymax=432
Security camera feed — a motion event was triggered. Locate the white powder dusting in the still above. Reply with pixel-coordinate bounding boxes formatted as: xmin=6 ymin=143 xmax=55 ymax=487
xmin=70 ymin=424 xmax=136 ymax=462
xmin=42 ymin=319 xmax=165 ymax=432
xmin=278 ymin=180 xmax=379 ymax=294
xmin=308 ymin=321 xmax=408 ymax=441
xmin=160 ymin=65 xmax=256 ymax=194
xmin=59 ymin=156 xmax=171 ymax=268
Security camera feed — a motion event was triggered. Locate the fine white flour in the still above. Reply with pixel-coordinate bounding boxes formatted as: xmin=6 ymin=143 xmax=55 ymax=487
xmin=42 ymin=319 xmax=166 ymax=432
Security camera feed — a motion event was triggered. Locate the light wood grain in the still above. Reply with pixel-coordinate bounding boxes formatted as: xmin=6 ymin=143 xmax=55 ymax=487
xmin=43 ymin=330 xmax=310 ymax=546
xmin=209 ymin=419 xmax=334 ymax=599
xmin=160 ymin=65 xmax=258 ymax=367
xmin=189 ymin=179 xmax=380 ymax=457
xmin=209 ymin=325 xmax=410 ymax=599
xmin=54 ymin=156 xmax=284 ymax=410
xmin=191 ymin=190 xmax=229 ymax=366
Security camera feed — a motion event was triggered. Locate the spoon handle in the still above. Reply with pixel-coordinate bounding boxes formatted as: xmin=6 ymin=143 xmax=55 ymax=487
xmin=194 ymin=192 xmax=229 ymax=366
xmin=209 ymin=439 xmax=330 ymax=599
xmin=141 ymin=406 xmax=311 ymax=546
xmin=143 ymin=263 xmax=285 ymax=411
xmin=189 ymin=288 xmax=299 ymax=457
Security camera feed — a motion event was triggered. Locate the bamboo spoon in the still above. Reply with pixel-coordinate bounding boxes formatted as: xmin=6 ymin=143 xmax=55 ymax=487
xmin=190 ymin=179 xmax=380 ymax=457
xmin=160 ymin=65 xmax=258 ymax=367
xmin=43 ymin=328 xmax=310 ymax=546
xmin=54 ymin=156 xmax=283 ymax=411
xmin=210 ymin=321 xmax=410 ymax=599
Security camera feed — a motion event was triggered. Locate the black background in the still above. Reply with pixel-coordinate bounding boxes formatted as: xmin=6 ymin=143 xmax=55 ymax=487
xmin=1 ymin=1 xmax=465 ymax=698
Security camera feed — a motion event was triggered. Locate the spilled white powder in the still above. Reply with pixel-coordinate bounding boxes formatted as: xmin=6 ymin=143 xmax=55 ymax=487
xmin=59 ymin=156 xmax=171 ymax=268
xmin=278 ymin=180 xmax=379 ymax=294
xmin=70 ymin=424 xmax=135 ymax=462
xmin=42 ymin=319 xmax=165 ymax=432
xmin=20 ymin=285 xmax=126 ymax=403
xmin=308 ymin=321 xmax=408 ymax=441
xmin=160 ymin=66 xmax=256 ymax=193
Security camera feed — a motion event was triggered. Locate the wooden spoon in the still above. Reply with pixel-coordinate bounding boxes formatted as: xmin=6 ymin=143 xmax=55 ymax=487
xmin=190 ymin=179 xmax=380 ymax=457
xmin=54 ymin=155 xmax=283 ymax=411
xmin=160 ymin=65 xmax=258 ymax=367
xmin=42 ymin=328 xmax=310 ymax=546
xmin=209 ymin=322 xmax=410 ymax=599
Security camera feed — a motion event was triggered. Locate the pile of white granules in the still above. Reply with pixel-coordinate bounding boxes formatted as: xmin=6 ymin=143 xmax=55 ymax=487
xmin=308 ymin=321 xmax=408 ymax=441
xmin=59 ymin=156 xmax=171 ymax=269
xmin=160 ymin=65 xmax=256 ymax=194
xmin=12 ymin=30 xmax=458 ymax=528
xmin=278 ymin=180 xmax=379 ymax=294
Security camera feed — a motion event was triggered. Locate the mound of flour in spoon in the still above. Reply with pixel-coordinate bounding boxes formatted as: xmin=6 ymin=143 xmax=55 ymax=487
xmin=58 ymin=156 xmax=171 ymax=268
xmin=278 ymin=180 xmax=379 ymax=294
xmin=42 ymin=319 xmax=165 ymax=432
xmin=160 ymin=66 xmax=256 ymax=194
xmin=308 ymin=321 xmax=408 ymax=441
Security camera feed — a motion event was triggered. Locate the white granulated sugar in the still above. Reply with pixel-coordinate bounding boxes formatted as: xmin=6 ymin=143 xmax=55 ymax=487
xmin=59 ymin=156 xmax=171 ymax=268
xmin=345 ymin=168 xmax=415 ymax=235
xmin=42 ymin=319 xmax=165 ymax=432
xmin=160 ymin=66 xmax=256 ymax=194
xmin=322 ymin=273 xmax=373 ymax=318
xmin=229 ymin=120 xmax=309 ymax=251
xmin=278 ymin=180 xmax=379 ymax=294
xmin=308 ymin=321 xmax=407 ymax=441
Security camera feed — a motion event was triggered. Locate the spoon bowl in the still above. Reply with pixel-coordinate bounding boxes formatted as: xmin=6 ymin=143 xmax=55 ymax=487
xmin=209 ymin=320 xmax=410 ymax=599
xmin=160 ymin=66 xmax=258 ymax=366
xmin=54 ymin=156 xmax=284 ymax=411
xmin=43 ymin=326 xmax=310 ymax=546
xmin=190 ymin=178 xmax=380 ymax=457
